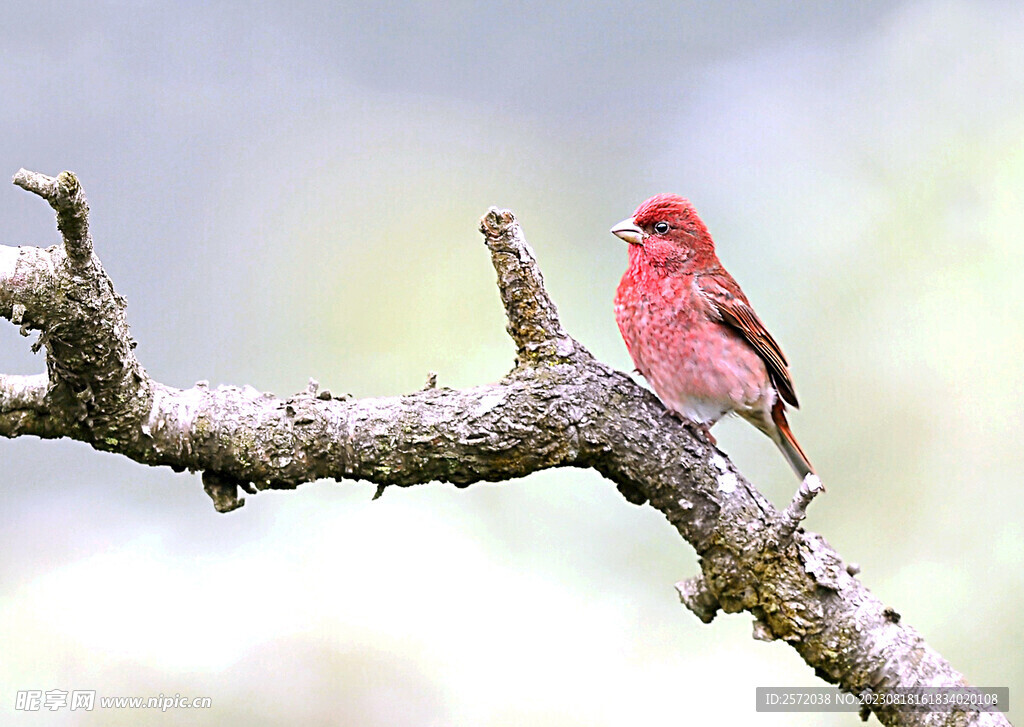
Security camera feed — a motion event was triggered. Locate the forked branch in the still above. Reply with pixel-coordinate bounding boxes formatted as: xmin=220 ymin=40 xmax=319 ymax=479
xmin=0 ymin=170 xmax=1005 ymax=726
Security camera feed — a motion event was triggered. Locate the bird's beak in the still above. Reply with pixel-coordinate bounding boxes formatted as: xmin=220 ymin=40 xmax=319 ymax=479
xmin=611 ymin=218 xmax=644 ymax=245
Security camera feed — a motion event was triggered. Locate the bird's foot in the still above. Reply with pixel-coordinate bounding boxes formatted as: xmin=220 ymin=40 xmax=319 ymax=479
xmin=683 ymin=419 xmax=716 ymax=446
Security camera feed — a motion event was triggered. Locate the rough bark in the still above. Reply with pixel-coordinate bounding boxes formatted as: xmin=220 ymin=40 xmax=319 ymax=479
xmin=0 ymin=170 xmax=1008 ymax=727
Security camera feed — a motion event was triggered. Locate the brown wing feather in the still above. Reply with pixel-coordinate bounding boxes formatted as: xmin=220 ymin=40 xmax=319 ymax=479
xmin=700 ymin=273 xmax=799 ymax=408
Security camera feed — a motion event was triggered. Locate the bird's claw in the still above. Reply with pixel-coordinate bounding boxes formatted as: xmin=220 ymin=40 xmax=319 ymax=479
xmin=693 ymin=422 xmax=717 ymax=446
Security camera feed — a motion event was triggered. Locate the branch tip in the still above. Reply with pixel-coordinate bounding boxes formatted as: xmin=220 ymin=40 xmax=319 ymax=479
xmin=776 ymin=473 xmax=824 ymax=540
xmin=676 ymin=575 xmax=720 ymax=624
xmin=0 ymin=373 xmax=49 ymax=413
xmin=478 ymin=205 xmax=576 ymax=362
xmin=14 ymin=168 xmax=55 ymax=198
xmin=202 ymin=471 xmax=246 ymax=513
xmin=479 ymin=207 xmax=516 ymax=237
xmin=12 ymin=168 xmax=92 ymax=257
xmin=752 ymin=618 xmax=778 ymax=642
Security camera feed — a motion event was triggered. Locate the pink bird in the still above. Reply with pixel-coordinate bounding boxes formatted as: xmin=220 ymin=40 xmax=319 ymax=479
xmin=612 ymin=194 xmax=815 ymax=480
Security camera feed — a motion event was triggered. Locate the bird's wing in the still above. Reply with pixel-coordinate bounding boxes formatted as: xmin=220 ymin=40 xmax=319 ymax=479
xmin=699 ymin=272 xmax=799 ymax=408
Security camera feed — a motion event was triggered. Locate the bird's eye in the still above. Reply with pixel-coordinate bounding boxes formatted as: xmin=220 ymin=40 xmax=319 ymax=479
xmin=653 ymin=221 xmax=670 ymax=234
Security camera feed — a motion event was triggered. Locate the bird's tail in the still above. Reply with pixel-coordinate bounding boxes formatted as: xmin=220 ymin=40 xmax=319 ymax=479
xmin=771 ymin=399 xmax=815 ymax=480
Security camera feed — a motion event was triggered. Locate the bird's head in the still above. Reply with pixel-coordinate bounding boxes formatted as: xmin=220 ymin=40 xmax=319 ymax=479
xmin=611 ymin=194 xmax=716 ymax=269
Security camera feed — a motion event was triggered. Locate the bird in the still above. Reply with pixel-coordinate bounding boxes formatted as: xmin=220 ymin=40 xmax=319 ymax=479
xmin=611 ymin=193 xmax=815 ymax=480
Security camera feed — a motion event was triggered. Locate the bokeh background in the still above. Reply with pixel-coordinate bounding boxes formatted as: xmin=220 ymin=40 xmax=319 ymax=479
xmin=2 ymin=1 xmax=1021 ymax=725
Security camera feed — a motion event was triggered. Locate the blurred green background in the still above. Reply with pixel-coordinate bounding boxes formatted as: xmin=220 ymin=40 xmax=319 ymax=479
xmin=1 ymin=1 xmax=1021 ymax=725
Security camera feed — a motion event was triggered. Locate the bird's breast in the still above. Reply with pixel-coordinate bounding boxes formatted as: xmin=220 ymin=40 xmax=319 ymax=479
xmin=614 ymin=265 xmax=773 ymax=424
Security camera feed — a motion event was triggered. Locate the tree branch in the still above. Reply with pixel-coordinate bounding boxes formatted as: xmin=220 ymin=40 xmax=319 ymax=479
xmin=0 ymin=170 xmax=1006 ymax=727
xmin=480 ymin=207 xmax=576 ymax=362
